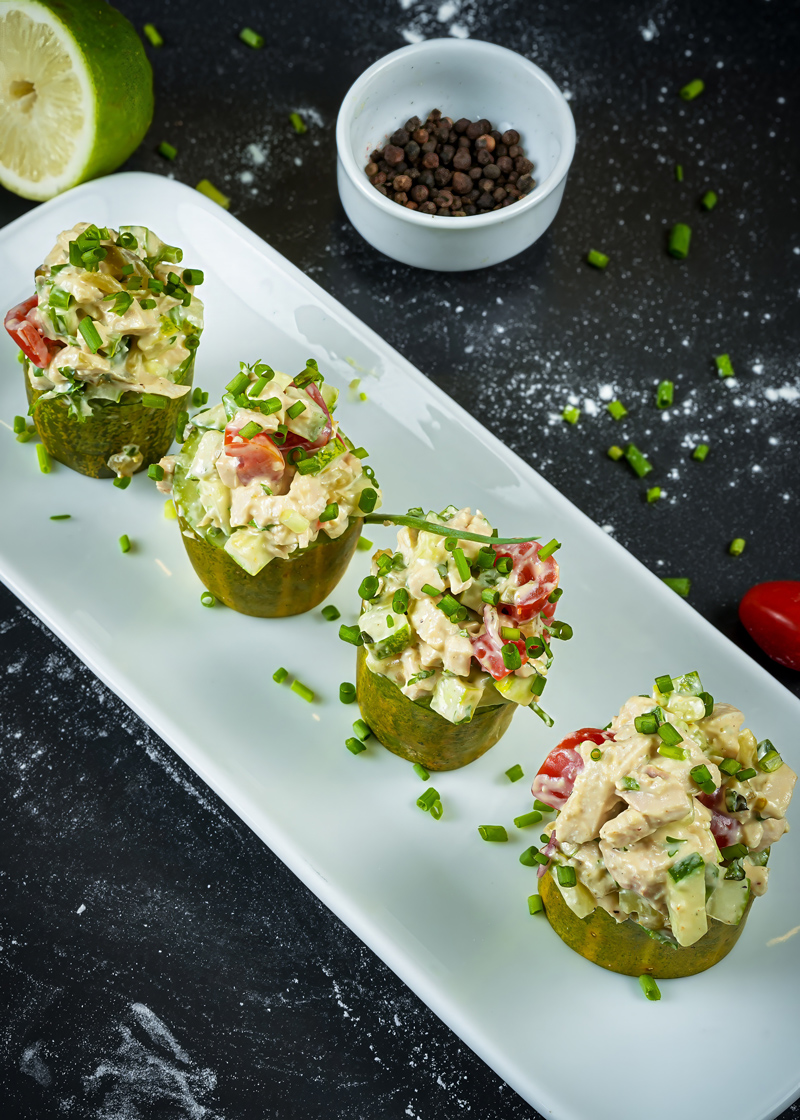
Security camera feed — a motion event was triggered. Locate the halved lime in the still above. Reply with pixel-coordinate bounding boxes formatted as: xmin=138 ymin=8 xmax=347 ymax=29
xmin=0 ymin=0 xmax=153 ymax=200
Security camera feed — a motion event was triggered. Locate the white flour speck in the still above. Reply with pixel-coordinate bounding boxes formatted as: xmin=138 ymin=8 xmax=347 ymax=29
xmin=76 ymin=903 xmax=86 ymax=915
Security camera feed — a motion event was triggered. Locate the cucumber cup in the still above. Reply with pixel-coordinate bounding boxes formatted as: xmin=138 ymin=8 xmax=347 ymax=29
xmin=161 ymin=359 xmax=379 ymax=617
xmin=348 ymin=509 xmax=569 ymax=770
xmin=531 ymin=672 xmax=795 ymax=978
xmin=5 ymin=222 xmax=204 ymax=479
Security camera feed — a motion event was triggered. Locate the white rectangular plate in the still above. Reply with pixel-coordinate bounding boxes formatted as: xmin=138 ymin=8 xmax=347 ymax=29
xmin=2 ymin=172 xmax=798 ymax=1120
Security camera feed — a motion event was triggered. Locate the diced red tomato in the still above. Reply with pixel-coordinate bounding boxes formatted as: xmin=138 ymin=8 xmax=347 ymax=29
xmin=224 ymin=421 xmax=285 ymax=485
xmin=4 ymin=294 xmax=64 ymax=369
xmin=279 ymin=381 xmax=333 ymax=454
xmin=531 ymin=728 xmax=610 ymax=809
xmin=494 ymin=541 xmax=559 ymax=623
xmin=471 ymin=604 xmax=527 ymax=680
xmin=739 ymin=581 xmax=800 ymax=672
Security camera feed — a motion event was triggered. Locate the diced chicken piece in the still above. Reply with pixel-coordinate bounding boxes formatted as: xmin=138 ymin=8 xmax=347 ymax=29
xmin=749 ymin=763 xmax=797 ymax=820
xmin=697 ymin=703 xmax=744 ymax=757
xmin=417 ymin=639 xmax=441 ymax=669
xmin=555 ymin=734 xmax=654 ymax=845
xmin=406 ymin=559 xmax=445 ymax=599
xmin=753 ymin=817 xmax=789 ymax=852
xmin=595 ymin=892 xmax=625 ymax=922
xmin=741 ymin=819 xmax=764 ymax=850
xmin=570 ymin=841 xmax=617 ymax=898
xmin=600 ymin=808 xmax=650 ymax=849
xmin=611 ymin=694 xmax=658 ymax=733
xmin=442 ymin=631 xmax=473 ymax=677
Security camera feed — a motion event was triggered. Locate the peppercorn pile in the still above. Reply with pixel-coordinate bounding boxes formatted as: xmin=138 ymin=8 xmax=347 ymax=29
xmin=364 ymin=109 xmax=535 ymax=216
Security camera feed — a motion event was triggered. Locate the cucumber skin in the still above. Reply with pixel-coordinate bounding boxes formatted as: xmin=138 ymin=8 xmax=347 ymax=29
xmin=178 ymin=514 xmax=363 ymax=617
xmin=539 ymin=869 xmax=754 ymax=978
xmin=25 ymin=364 xmax=193 ymax=479
xmin=356 ymin=646 xmax=515 ymax=770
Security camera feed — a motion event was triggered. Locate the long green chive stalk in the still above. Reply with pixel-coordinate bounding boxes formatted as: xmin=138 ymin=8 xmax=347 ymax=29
xmin=362 ymin=512 xmax=539 ymax=547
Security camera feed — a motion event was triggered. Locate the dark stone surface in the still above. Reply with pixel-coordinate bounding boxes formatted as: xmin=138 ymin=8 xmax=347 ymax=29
xmin=1 ymin=0 xmax=798 ymax=1117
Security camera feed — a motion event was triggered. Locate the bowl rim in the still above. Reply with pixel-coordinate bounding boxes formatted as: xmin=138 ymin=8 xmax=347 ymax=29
xmin=335 ymin=37 xmax=576 ymax=232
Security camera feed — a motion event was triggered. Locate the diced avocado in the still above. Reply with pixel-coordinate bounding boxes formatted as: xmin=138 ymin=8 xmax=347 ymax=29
xmin=224 ymin=527 xmax=273 ymax=576
xmin=493 ymin=672 xmax=536 ymax=707
xmin=671 ymin=670 xmax=703 ymax=696
xmin=359 ymin=604 xmax=412 ymax=660
xmin=430 ymin=673 xmax=484 ymax=724
xmin=706 ymin=877 xmax=750 ymax=926
xmin=188 ymin=429 xmax=223 ymax=480
xmin=665 ymin=693 xmax=707 ymax=722
xmin=618 ymin=890 xmax=664 ymax=927
xmin=192 ymin=403 xmax=227 ymax=431
xmin=666 ymin=854 xmax=708 ymax=947
xmin=284 ymin=386 xmax=328 ymax=442
xmin=320 ymin=382 xmax=339 ymax=413
xmin=303 ymin=439 xmax=346 ymax=476
xmin=197 ymin=478 xmax=231 ymax=534
xmin=552 ymin=872 xmax=597 ymax=920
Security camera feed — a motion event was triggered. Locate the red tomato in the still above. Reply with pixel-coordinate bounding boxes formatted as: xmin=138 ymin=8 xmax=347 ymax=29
xmin=531 ymin=728 xmax=609 ymax=809
xmin=224 ymin=421 xmax=285 ymax=485
xmin=493 ymin=541 xmax=559 ymax=622
xmin=471 ymin=604 xmax=527 ymax=681
xmin=4 ymin=294 xmax=63 ymax=369
xmin=739 ymin=581 xmax=800 ymax=672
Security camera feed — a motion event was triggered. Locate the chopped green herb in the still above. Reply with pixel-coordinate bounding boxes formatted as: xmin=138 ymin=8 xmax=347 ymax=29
xmin=142 ymin=22 xmax=163 ymax=46
xmin=538 ymin=539 xmax=561 ymax=561
xmin=625 ymin=443 xmax=652 ymax=478
xmin=655 ymin=380 xmax=674 ymax=409
xmin=548 ymin=620 xmax=573 ymax=641
xmin=239 ymin=26 xmax=264 ymax=48
xmin=200 ymin=591 xmax=216 ymax=607
xmin=533 ymin=800 xmax=554 ymax=814
xmin=50 ymin=514 xmax=71 ymax=520
xmin=519 ymin=846 xmax=539 ymax=867
xmin=141 ymin=393 xmax=167 ymax=409
xmin=358 ymin=488 xmax=378 ymax=514
xmin=527 ymin=894 xmax=544 ymax=915
xmin=514 ymin=810 xmax=542 ymax=828
xmin=639 ymin=975 xmax=661 ymax=1001
xmin=291 ymin=680 xmax=314 ymax=703
xmin=505 ymin=764 xmax=524 ymax=783
xmin=719 ymin=758 xmax=742 ymax=777
xmin=715 ymin=353 xmax=735 ymax=378
xmin=679 ymin=79 xmax=705 ymax=101
xmin=413 ymin=763 xmax=430 ymax=781
xmin=701 ymin=190 xmax=718 ymax=210
xmin=290 ymin=111 xmax=307 ymax=134
xmin=719 ymin=843 xmax=748 ymax=862
xmin=478 ymin=825 xmax=508 ymax=842
xmin=586 ymin=249 xmax=609 ymax=269
xmin=353 ymin=718 xmax=371 ymax=741
xmin=321 ymin=604 xmax=341 ymax=621
xmin=692 ymin=443 xmax=709 ymax=462
xmin=729 ymin=538 xmax=746 ymax=557
xmin=657 ymin=722 xmax=684 ymax=747
xmin=736 ymin=767 xmax=757 ymax=782
xmin=318 ymin=502 xmax=339 ymax=523
xmin=157 ymin=141 xmax=177 ymax=161
xmin=655 ymin=674 xmax=673 ymax=694
xmin=273 ymin=667 xmax=289 ymax=683
xmin=113 ymin=475 xmax=131 ymax=489
xmin=356 ymin=536 xmax=373 ymax=552
xmin=556 ymin=865 xmax=577 ymax=888
xmin=37 ymin=444 xmax=51 ymax=474
xmin=668 ymin=223 xmax=692 ymax=259
xmin=346 ymin=737 xmax=367 ymax=755
xmin=452 ymin=547 xmax=471 ymax=583
xmin=12 ymin=415 xmax=26 ymax=434
xmin=590 ymin=748 xmax=603 ymax=761
xmin=339 ymin=682 xmax=356 ymax=704
xmin=78 ymin=317 xmax=102 ymax=353
xmin=620 ymin=776 xmax=640 ymax=791
xmin=392 ymin=588 xmax=410 ymax=614
xmin=138 ymin=297 xmax=157 ymax=310
xmin=358 ymin=575 xmax=380 ymax=600
xmin=339 ymin=624 xmax=364 ymax=647
xmin=118 ymin=534 xmax=131 ymax=554
xmin=196 ymin=179 xmax=230 ymax=210
xmin=635 ymin=712 xmax=659 ymax=734
xmin=607 ymin=399 xmax=628 ymax=421
xmin=238 ymin=420 xmax=263 ymax=440
xmin=675 ymin=163 xmax=684 ymax=182
xmin=562 ymin=406 xmax=580 ymax=424
xmin=607 ymin=444 xmax=624 ymax=460
xmin=757 ymin=739 xmax=784 ymax=772
xmin=417 ymin=788 xmax=440 ymax=811
xmin=662 ymin=577 xmax=691 ymax=597
xmin=502 ymin=643 xmax=522 ymax=671
xmin=669 ymin=851 xmax=703 ymax=882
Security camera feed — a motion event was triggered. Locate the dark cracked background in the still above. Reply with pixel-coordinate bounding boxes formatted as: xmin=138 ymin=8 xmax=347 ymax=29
xmin=1 ymin=0 xmax=799 ymax=1117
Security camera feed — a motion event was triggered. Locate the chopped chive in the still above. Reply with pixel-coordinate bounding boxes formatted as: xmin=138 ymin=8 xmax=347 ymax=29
xmin=157 ymin=141 xmax=177 ymax=161
xmin=532 ymin=850 xmax=550 ymax=864
xmin=689 ymin=763 xmax=713 ymax=787
xmin=655 ymin=380 xmax=674 ymax=409
xmin=239 ymin=26 xmax=264 ymax=48
xmin=635 ymin=712 xmax=659 ymax=734
xmin=392 ymin=588 xmax=410 ymax=614
xmin=562 ymin=406 xmax=580 ymax=424
xmin=556 ymin=865 xmax=577 ymax=888
xmin=12 ymin=415 xmax=26 ymax=434
xmin=143 ymin=22 xmax=163 ymax=46
xmin=505 ymin=764 xmax=524 ymax=783
xmin=164 ymin=499 xmax=177 ymax=520
xmin=356 ymin=536 xmax=373 ymax=551
xmin=291 ymin=680 xmax=314 ymax=703
xmin=286 ymin=400 xmax=306 ymax=420
xmin=321 ymin=604 xmax=341 ymax=622
xmin=662 ymin=577 xmax=691 ymax=597
xmin=680 ymin=79 xmax=705 ymax=101
xmin=118 ymin=534 xmax=131 ymax=553
xmin=339 ymin=624 xmax=363 ymax=646
xmin=668 ymin=223 xmax=692 ymax=260
xmin=50 ymin=514 xmax=71 ymax=520
xmin=646 ymin=486 xmax=662 ymax=503
xmin=655 ymin=674 xmax=673 ymax=694
xmin=548 ymin=588 xmax=563 ymax=604
xmin=196 ymin=179 xmax=231 ymax=210
xmin=607 ymin=444 xmax=624 ymax=460
xmin=420 ymin=583 xmax=440 ymax=598
xmin=316 ymin=501 xmax=339 ymax=524
xmin=669 ymin=851 xmax=704 ymax=882
xmin=540 ymin=833 xmax=550 ymax=844
xmin=141 ymin=393 xmax=167 ymax=410
xmin=176 ymin=412 xmax=189 ymax=442
xmin=413 ymin=763 xmax=430 ymax=781
xmin=346 ymin=737 xmax=367 ymax=755
xmin=352 ymin=446 xmax=369 ymax=459
xmin=700 ymin=190 xmax=718 ymax=211
xmin=519 ymin=846 xmax=539 ymax=867
xmin=720 ymin=843 xmax=748 ymax=862
xmin=358 ymin=488 xmax=378 ymax=513
xmin=78 ymin=317 xmax=102 ymax=353
xmin=514 ymin=810 xmax=542 ymax=828
xmin=675 ymin=163 xmax=684 ymax=182
xmin=478 ymin=825 xmax=508 ymax=842
xmin=200 ymin=591 xmax=216 ymax=607
xmin=548 ymin=620 xmax=573 ymax=641
xmin=452 ymin=547 xmax=471 ymax=583
xmin=125 ymin=276 xmax=143 ymax=290
xmin=358 ymin=575 xmax=380 ymax=600
xmin=113 ymin=475 xmax=131 ymax=490
xmin=620 ymin=775 xmax=640 ymax=791
xmin=715 ymin=353 xmax=735 ymax=378
xmin=719 ymin=758 xmax=741 ymax=777
xmin=290 ymin=112 xmax=307 ymax=134
xmin=625 ymin=443 xmax=653 ymax=478
xmin=36 ymin=444 xmax=51 ymax=473
xmin=736 ymin=767 xmax=757 ymax=782
xmin=238 ymin=420 xmax=262 ymax=440
xmin=501 ymin=626 xmax=522 ymax=641
xmin=533 ymin=800 xmax=554 ymax=813
xmin=417 ymin=788 xmax=440 ymax=811
xmin=699 ymin=691 xmax=714 ymax=718
xmin=495 ymin=555 xmax=513 ymax=575
xmin=430 ymin=800 xmax=444 ymax=820
xmin=586 ymin=249 xmax=609 ymax=269
xmin=182 ymin=269 xmax=204 ymax=287
xmin=362 ymin=512 xmax=539 ymax=549
xmin=639 ymin=975 xmax=661 ymax=1001
xmin=527 ymin=894 xmax=544 ymax=915
xmin=729 ymin=538 xmax=746 ymax=557
xmin=502 ymin=643 xmax=522 ymax=671
xmin=339 ymin=682 xmax=356 ymax=703
xmin=590 ymin=747 xmax=603 ymax=761
xmin=353 ymin=718 xmax=371 ymax=741
xmin=657 ymin=722 xmax=684 ymax=747
xmin=693 ymin=443 xmax=709 ymax=461
xmin=607 ymin=399 xmax=628 ymax=421
xmin=757 ymin=739 xmax=784 ymax=772
xmin=226 ymin=372 xmax=250 ymax=395
xmin=138 ymin=297 xmax=157 ymax=310
xmin=538 ymin=539 xmax=561 ymax=560
xmin=273 ymin=667 xmax=289 ymax=683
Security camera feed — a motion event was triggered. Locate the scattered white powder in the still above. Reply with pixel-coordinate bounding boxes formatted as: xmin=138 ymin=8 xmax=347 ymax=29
xmin=640 ymin=19 xmax=659 ymax=41
xmin=76 ymin=903 xmax=86 ymax=915
xmin=246 ymin=143 xmax=266 ymax=165
xmin=765 ymin=385 xmax=800 ymax=402
xmin=436 ymin=0 xmax=457 ymax=20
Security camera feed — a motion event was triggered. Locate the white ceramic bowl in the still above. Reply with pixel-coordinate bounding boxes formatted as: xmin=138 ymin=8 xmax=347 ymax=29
xmin=336 ymin=38 xmax=576 ymax=272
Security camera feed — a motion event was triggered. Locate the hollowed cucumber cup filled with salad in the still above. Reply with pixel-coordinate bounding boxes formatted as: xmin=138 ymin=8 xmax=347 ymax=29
xmin=344 ymin=507 xmax=571 ymax=771
xmin=157 ymin=359 xmax=381 ymax=617
xmin=531 ymin=671 xmax=796 ymax=979
xmin=4 ymin=223 xmax=204 ymax=479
